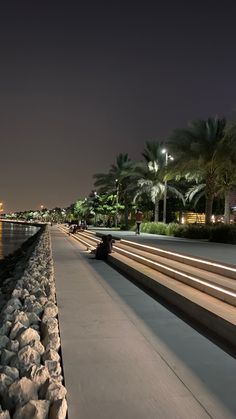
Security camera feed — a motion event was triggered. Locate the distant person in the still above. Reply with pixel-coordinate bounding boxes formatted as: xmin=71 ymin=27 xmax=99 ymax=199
xmin=135 ymin=209 xmax=143 ymax=235
xmin=81 ymin=220 xmax=87 ymax=230
xmin=68 ymin=224 xmax=77 ymax=235
xmin=107 ymin=234 xmax=115 ymax=253
xmin=95 ymin=235 xmax=109 ymax=260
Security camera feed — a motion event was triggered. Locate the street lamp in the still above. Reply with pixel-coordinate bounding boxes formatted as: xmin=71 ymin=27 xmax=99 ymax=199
xmin=162 ymin=149 xmax=174 ymax=223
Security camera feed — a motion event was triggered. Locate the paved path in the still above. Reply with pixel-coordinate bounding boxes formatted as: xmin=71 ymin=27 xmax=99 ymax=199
xmin=51 ymin=227 xmax=236 ymax=419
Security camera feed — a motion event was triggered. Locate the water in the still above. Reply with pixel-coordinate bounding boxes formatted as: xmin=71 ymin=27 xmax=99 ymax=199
xmin=0 ymin=222 xmax=40 ymax=260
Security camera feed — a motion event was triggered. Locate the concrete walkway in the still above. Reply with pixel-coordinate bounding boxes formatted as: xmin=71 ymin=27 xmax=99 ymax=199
xmin=51 ymin=227 xmax=236 ymax=419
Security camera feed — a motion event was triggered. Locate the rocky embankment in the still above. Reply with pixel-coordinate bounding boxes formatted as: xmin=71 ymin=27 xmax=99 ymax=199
xmin=0 ymin=227 xmax=67 ymax=419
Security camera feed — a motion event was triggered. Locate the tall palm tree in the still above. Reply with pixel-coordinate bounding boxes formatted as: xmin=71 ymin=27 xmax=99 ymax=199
xmin=168 ymin=117 xmax=227 ymax=224
xmin=215 ymin=128 xmax=236 ymax=223
xmin=133 ymin=141 xmax=184 ymax=222
xmin=94 ymin=153 xmax=134 ymax=228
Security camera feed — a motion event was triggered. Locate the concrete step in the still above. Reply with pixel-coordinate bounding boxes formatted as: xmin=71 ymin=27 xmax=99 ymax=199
xmin=58 ymin=227 xmax=236 ymax=349
xmin=115 ymin=242 xmax=236 ymax=307
xmin=108 ymin=251 xmax=236 ymax=349
xmin=72 ymin=229 xmax=236 ymax=307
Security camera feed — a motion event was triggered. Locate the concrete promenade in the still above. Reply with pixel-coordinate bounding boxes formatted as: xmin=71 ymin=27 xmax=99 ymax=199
xmin=51 ymin=227 xmax=236 ymax=419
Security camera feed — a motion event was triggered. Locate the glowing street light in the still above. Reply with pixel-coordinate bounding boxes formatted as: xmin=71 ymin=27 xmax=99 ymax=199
xmin=161 ymin=149 xmax=174 ymax=223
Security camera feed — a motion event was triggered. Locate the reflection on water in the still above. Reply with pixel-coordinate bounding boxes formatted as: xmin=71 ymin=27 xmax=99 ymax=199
xmin=0 ymin=222 xmax=40 ymax=260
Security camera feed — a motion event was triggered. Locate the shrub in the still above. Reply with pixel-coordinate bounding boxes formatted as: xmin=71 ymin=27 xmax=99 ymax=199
xmin=209 ymin=224 xmax=236 ymax=244
xmin=140 ymin=222 xmax=167 ymax=235
xmin=183 ymin=225 xmax=210 ymax=239
xmin=166 ymin=223 xmax=186 ymax=237
xmin=134 ymin=221 xmax=236 ymax=243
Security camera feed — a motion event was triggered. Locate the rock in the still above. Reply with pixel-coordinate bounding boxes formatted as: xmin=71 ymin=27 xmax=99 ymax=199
xmin=12 ymin=400 xmax=50 ymax=419
xmin=43 ymin=332 xmax=60 ymax=352
xmin=0 ymin=372 xmax=14 ymax=389
xmin=5 ymin=298 xmax=22 ymax=314
xmin=33 ymin=289 xmax=47 ymax=299
xmin=7 ymin=298 xmax=22 ymax=308
xmin=6 ymin=339 xmax=19 ymax=352
xmin=41 ymin=317 xmax=59 ymax=338
xmin=42 ymin=349 xmax=60 ymax=363
xmin=27 ymin=365 xmax=50 ymax=388
xmin=49 ymin=398 xmax=67 ymax=419
xmin=42 ymin=302 xmax=58 ymax=319
xmin=26 ymin=312 xmax=41 ymax=326
xmin=27 ymin=302 xmax=44 ymax=317
xmin=0 ymin=409 xmax=10 ymax=419
xmin=0 ymin=336 xmax=10 ymax=349
xmin=4 ymin=305 xmax=16 ymax=315
xmin=44 ymin=361 xmax=61 ymax=379
xmin=8 ymin=377 xmax=38 ymax=408
xmin=45 ymin=381 xmax=67 ymax=402
xmin=39 ymin=297 xmax=48 ymax=307
xmin=0 ymin=366 xmax=19 ymax=381
xmin=9 ymin=355 xmax=20 ymax=370
xmin=0 ymin=321 xmax=12 ymax=336
xmin=31 ymin=324 xmax=40 ymax=332
xmin=0 ymin=373 xmax=14 ymax=409
xmin=30 ymin=339 xmax=45 ymax=356
xmin=9 ymin=322 xmax=26 ymax=340
xmin=1 ymin=349 xmax=15 ymax=365
xmin=51 ymin=375 xmax=63 ymax=384
xmin=1 ymin=313 xmax=14 ymax=322
xmin=17 ymin=328 xmax=40 ymax=349
xmin=18 ymin=345 xmax=41 ymax=372
xmin=24 ymin=295 xmax=36 ymax=306
xmin=14 ymin=312 xmax=30 ymax=328
xmin=21 ymin=289 xmax=30 ymax=300
xmin=11 ymin=288 xmax=22 ymax=299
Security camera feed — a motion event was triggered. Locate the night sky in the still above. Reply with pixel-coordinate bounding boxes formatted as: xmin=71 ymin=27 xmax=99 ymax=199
xmin=1 ymin=1 xmax=236 ymax=212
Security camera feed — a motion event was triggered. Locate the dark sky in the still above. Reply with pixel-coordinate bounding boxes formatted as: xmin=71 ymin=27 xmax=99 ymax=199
xmin=1 ymin=1 xmax=236 ymax=212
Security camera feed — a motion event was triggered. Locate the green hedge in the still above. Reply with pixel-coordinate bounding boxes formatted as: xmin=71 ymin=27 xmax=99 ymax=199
xmin=140 ymin=222 xmax=236 ymax=244
xmin=209 ymin=224 xmax=236 ymax=244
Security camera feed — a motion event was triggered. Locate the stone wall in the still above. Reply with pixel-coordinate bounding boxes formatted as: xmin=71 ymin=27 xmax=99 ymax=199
xmin=0 ymin=227 xmax=67 ymax=419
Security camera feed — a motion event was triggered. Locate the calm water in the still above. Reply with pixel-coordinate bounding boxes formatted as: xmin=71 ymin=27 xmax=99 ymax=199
xmin=0 ymin=222 xmax=40 ymax=260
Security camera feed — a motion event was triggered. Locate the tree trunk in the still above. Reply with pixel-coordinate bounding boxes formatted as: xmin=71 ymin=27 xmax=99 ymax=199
xmin=205 ymin=174 xmax=216 ymax=225
xmin=124 ymin=193 xmax=129 ymax=229
xmin=224 ymin=189 xmax=231 ymax=224
xmin=154 ymin=197 xmax=159 ymax=222
xmin=205 ymin=195 xmax=214 ymax=225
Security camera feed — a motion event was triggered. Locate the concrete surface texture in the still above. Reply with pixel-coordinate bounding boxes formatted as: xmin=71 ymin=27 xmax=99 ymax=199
xmin=51 ymin=227 xmax=236 ymax=419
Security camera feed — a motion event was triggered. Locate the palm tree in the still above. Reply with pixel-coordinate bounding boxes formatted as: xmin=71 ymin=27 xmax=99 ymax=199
xmin=133 ymin=141 xmax=184 ymax=222
xmin=94 ymin=153 xmax=134 ymax=228
xmin=215 ymin=128 xmax=236 ymax=223
xmin=168 ymin=117 xmax=227 ymax=224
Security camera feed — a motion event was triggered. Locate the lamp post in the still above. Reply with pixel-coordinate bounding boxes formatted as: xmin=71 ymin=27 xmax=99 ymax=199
xmin=162 ymin=149 xmax=173 ymax=223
